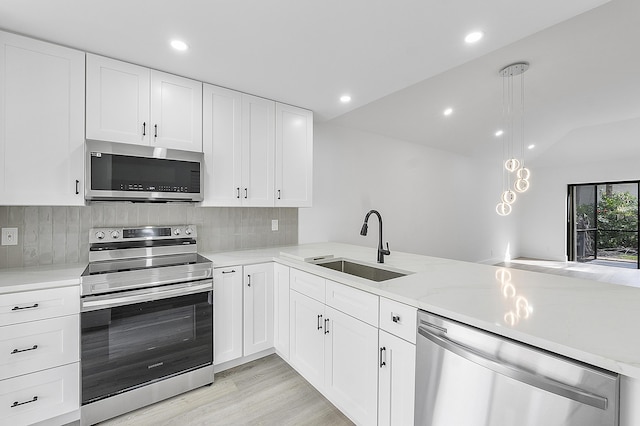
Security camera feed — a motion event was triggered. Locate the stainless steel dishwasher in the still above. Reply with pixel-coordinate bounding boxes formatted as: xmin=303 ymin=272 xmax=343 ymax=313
xmin=415 ymin=311 xmax=619 ymax=426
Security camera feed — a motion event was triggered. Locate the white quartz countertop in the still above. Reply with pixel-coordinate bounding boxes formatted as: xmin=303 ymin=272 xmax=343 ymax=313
xmin=0 ymin=263 xmax=85 ymax=294
xmin=2 ymin=242 xmax=639 ymax=379
xmin=203 ymin=242 xmax=640 ymax=379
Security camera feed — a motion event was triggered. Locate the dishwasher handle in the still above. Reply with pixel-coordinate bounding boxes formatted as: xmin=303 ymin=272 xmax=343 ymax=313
xmin=418 ymin=324 xmax=609 ymax=411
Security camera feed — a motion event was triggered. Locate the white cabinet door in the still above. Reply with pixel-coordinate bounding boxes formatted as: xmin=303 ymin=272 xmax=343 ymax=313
xmin=241 ymin=94 xmax=275 ymax=206
xmin=202 ymin=84 xmax=243 ymax=206
xmin=289 ymin=289 xmax=325 ymax=390
xmin=0 ymin=31 xmax=85 ymax=206
xmin=213 ymin=266 xmax=243 ymax=365
xmin=275 ymin=103 xmax=313 ymax=207
xmin=273 ymin=263 xmax=290 ymax=360
xmin=86 ymin=54 xmax=150 ymax=146
xmin=324 ymin=306 xmax=379 ymax=426
xmin=243 ymin=263 xmax=274 ymax=356
xmin=378 ymin=330 xmax=416 ymax=426
xmin=151 ymin=70 xmax=203 ymax=152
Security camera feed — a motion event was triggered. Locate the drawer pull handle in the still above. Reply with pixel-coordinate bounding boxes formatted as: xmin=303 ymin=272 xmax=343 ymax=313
xmin=221 ymin=270 xmax=236 ymax=274
xmin=11 ymin=396 xmax=38 ymax=408
xmin=11 ymin=345 xmax=38 ymax=354
xmin=392 ymin=314 xmax=401 ymax=323
xmin=12 ymin=303 xmax=39 ymax=311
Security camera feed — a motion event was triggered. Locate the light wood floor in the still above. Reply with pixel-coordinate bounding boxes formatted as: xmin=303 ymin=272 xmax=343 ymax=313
xmin=496 ymin=258 xmax=640 ymax=288
xmin=99 ymin=354 xmax=353 ymax=426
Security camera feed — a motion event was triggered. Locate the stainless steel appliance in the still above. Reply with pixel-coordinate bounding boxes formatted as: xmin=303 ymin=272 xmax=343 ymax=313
xmin=85 ymin=140 xmax=204 ymax=202
xmin=416 ymin=311 xmax=619 ymax=426
xmin=80 ymin=225 xmax=213 ymax=425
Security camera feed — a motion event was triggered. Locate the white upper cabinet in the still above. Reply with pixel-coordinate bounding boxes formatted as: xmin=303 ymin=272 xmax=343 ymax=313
xmin=202 ymin=88 xmax=313 ymax=207
xmin=241 ymin=94 xmax=275 ymax=207
xmin=86 ymin=54 xmax=202 ymax=152
xmin=150 ymin=70 xmax=203 ymax=152
xmin=275 ymin=103 xmax=313 ymax=207
xmin=86 ymin=54 xmax=150 ymax=145
xmin=0 ymin=31 xmax=85 ymax=206
xmin=202 ymin=84 xmax=243 ymax=206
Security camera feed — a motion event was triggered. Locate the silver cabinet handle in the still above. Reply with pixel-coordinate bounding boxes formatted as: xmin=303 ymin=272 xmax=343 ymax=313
xmin=142 ymin=122 xmax=146 ymax=136
xmin=236 ymin=188 xmax=240 ymax=199
xmin=317 ymin=314 xmax=323 ymax=330
xmin=154 ymin=124 xmax=158 ymax=138
xmin=324 ymin=318 xmax=329 ymax=334
xmin=277 ymin=189 xmax=281 ymax=200
xmin=75 ymin=179 xmax=80 ymax=195
xmin=11 ymin=396 xmax=38 ymax=408
xmin=380 ymin=346 xmax=387 ymax=368
xmin=247 ymin=275 xmax=251 ymax=287
xmin=12 ymin=303 xmax=39 ymax=311
xmin=221 ymin=270 xmax=236 ymax=274
xmin=11 ymin=345 xmax=38 ymax=354
xmin=244 ymin=188 xmax=248 ymax=199
xmin=418 ymin=325 xmax=609 ymax=410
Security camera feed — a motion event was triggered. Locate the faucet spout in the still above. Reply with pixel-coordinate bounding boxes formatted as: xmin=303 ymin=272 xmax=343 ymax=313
xmin=360 ymin=210 xmax=391 ymax=263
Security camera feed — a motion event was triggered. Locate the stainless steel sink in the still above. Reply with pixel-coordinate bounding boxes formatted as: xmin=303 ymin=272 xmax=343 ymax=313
xmin=312 ymin=258 xmax=410 ymax=282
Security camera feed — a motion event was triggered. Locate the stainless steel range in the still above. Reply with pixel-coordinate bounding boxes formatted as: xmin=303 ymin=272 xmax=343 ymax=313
xmin=80 ymin=225 xmax=213 ymax=426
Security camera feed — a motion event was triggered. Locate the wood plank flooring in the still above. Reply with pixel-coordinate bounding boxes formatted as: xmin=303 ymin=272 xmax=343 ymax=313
xmin=496 ymin=258 xmax=640 ymax=288
xmin=99 ymin=354 xmax=353 ymax=426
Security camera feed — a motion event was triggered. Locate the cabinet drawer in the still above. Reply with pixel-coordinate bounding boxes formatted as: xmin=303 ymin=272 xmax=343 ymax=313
xmin=0 ymin=286 xmax=79 ymax=326
xmin=379 ymin=297 xmax=417 ymax=344
xmin=325 ymin=280 xmax=379 ymax=327
xmin=290 ymin=269 xmax=325 ymax=303
xmin=0 ymin=315 xmax=79 ymax=380
xmin=0 ymin=363 xmax=79 ymax=426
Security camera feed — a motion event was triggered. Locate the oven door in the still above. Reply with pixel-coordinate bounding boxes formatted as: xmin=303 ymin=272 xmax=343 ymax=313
xmin=81 ymin=280 xmax=213 ymax=405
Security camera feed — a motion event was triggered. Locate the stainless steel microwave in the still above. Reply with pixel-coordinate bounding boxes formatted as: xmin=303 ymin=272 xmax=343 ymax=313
xmin=85 ymin=140 xmax=204 ymax=202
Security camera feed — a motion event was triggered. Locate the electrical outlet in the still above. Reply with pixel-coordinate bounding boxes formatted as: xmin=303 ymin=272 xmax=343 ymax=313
xmin=2 ymin=227 xmax=18 ymax=246
xmin=271 ymin=220 xmax=279 ymax=231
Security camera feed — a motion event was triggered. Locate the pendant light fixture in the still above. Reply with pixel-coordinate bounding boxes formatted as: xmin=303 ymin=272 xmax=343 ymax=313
xmin=496 ymin=62 xmax=531 ymax=216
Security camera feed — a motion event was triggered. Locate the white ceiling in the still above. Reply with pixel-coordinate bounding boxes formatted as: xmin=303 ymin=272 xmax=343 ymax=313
xmin=1 ymin=0 xmax=634 ymax=166
xmin=330 ymin=0 xmax=640 ymax=166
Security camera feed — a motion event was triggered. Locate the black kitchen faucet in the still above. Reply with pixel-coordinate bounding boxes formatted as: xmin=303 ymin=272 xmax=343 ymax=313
xmin=360 ymin=209 xmax=391 ymax=263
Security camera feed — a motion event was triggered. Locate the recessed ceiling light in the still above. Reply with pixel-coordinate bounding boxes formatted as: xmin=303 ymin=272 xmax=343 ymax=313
xmin=495 ymin=130 xmax=504 ymax=137
xmin=465 ymin=31 xmax=484 ymax=44
xmin=340 ymin=95 xmax=351 ymax=103
xmin=443 ymin=108 xmax=453 ymax=116
xmin=170 ymin=40 xmax=189 ymax=51
xmin=528 ymin=144 xmax=536 ymax=150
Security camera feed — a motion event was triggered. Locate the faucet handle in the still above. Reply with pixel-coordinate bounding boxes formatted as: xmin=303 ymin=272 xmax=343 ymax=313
xmin=382 ymin=242 xmax=391 ymax=255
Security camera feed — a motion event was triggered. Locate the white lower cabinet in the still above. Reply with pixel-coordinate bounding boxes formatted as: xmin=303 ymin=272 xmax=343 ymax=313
xmin=289 ymin=274 xmax=381 ymax=425
xmin=0 ymin=363 xmax=79 ymax=426
xmin=324 ymin=305 xmax=379 ymax=426
xmin=378 ymin=330 xmax=416 ymax=426
xmin=213 ymin=266 xmax=243 ymax=365
xmin=289 ymin=290 xmax=326 ymax=389
xmin=273 ymin=263 xmax=290 ymax=360
xmin=0 ymin=285 xmax=80 ymax=425
xmin=243 ymin=263 xmax=274 ymax=356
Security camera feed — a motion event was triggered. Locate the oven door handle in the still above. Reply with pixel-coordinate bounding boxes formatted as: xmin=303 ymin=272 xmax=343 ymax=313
xmin=81 ymin=280 xmax=212 ymax=312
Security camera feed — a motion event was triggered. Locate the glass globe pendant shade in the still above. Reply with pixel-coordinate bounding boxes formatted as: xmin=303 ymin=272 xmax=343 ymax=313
xmin=496 ymin=202 xmax=512 ymax=216
xmin=501 ymin=190 xmax=517 ymax=204
xmin=516 ymin=167 xmax=530 ymax=180
xmin=504 ymin=158 xmax=520 ymax=172
xmin=514 ymin=178 xmax=530 ymax=193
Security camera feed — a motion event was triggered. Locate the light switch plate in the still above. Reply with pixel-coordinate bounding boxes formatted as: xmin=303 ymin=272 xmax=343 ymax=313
xmin=271 ymin=220 xmax=279 ymax=231
xmin=2 ymin=227 xmax=18 ymax=246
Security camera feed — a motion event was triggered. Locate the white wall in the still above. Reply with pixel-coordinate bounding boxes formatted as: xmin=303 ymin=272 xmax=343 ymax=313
xmin=518 ymin=157 xmax=639 ymax=261
xmin=299 ymin=123 xmax=519 ymax=263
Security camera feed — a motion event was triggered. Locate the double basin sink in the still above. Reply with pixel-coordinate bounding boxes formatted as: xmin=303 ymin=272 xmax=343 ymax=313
xmin=311 ymin=257 xmax=411 ymax=282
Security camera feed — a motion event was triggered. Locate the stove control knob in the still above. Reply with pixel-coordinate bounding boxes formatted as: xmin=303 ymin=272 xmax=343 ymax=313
xmin=95 ymin=231 xmax=105 ymax=240
xmin=174 ymin=228 xmax=181 ymax=236
xmin=185 ymin=227 xmax=193 ymax=235
xmin=110 ymin=230 xmax=120 ymax=239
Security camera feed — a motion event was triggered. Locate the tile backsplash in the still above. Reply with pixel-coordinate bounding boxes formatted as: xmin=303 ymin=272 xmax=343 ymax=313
xmin=0 ymin=204 xmax=297 ymax=269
